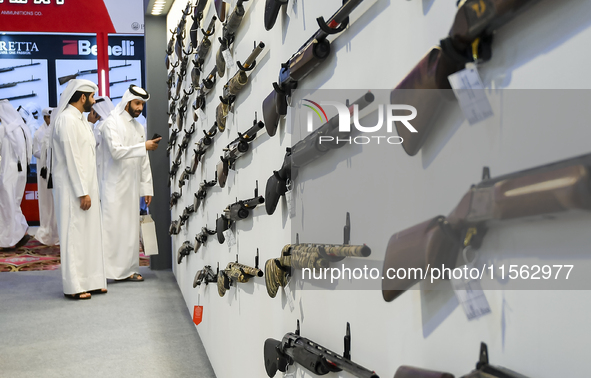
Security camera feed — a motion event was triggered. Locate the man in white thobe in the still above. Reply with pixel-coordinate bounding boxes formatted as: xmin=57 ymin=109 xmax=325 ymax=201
xmin=99 ymin=85 xmax=161 ymax=281
xmin=88 ymin=96 xmax=114 ymax=189
xmin=32 ymin=107 xmax=59 ymax=246
xmin=51 ymin=79 xmax=107 ymax=299
xmin=0 ymin=100 xmax=32 ymax=249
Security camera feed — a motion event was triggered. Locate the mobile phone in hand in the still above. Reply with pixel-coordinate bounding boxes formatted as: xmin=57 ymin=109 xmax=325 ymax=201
xmin=151 ymin=133 xmax=162 ymax=143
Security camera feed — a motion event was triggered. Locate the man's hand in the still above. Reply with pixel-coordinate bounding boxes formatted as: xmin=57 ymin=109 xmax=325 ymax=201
xmin=144 ymin=195 xmax=152 ymax=206
xmin=79 ymin=195 xmax=91 ymax=210
xmin=87 ymin=109 xmax=101 ymax=124
xmin=145 ymin=138 xmax=162 ymax=151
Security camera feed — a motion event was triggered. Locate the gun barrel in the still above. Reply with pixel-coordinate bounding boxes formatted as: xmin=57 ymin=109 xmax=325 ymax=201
xmin=4 ymin=92 xmax=37 ymax=101
xmin=0 ymin=62 xmax=40 ymax=73
xmin=291 ymin=91 xmax=374 ymax=168
xmin=242 ymin=41 xmax=265 ymax=69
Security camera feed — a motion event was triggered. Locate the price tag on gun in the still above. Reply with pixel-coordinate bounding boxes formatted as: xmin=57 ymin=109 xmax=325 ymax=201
xmin=448 ymin=62 xmax=494 ymax=125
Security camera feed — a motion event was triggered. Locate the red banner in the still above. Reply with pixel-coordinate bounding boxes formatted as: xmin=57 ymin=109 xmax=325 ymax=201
xmin=0 ymin=0 xmax=115 ymax=33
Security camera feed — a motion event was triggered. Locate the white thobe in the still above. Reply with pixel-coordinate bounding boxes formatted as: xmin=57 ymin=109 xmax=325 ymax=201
xmin=52 ymin=105 xmax=106 ymax=294
xmin=0 ymin=121 xmax=30 ymax=247
xmin=99 ymin=109 xmax=153 ymax=280
xmin=33 ymin=121 xmax=59 ymax=246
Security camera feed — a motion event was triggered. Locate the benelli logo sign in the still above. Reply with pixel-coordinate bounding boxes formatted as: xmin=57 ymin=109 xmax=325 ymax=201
xmin=62 ymin=40 xmax=135 ymax=57
xmin=304 ymin=99 xmax=417 ymax=145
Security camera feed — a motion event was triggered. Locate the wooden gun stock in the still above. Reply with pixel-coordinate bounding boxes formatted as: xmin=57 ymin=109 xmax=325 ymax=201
xmin=383 ymin=154 xmax=591 ymax=302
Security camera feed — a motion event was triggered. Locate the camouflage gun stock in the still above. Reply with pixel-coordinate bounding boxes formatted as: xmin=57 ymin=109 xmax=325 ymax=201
xmin=0 ymin=76 xmax=41 ymax=89
xmin=262 ymin=0 xmax=366 ymax=136
xmin=382 ymin=152 xmax=591 ymax=302
xmin=265 ymin=213 xmax=371 ymax=298
xmin=264 ymin=0 xmax=288 ymax=31
xmin=217 ymin=114 xmax=264 ymax=187
xmin=265 ymin=92 xmax=374 ymax=215
xmin=215 ymin=0 xmax=249 ymax=77
xmin=264 ymin=321 xmax=378 ymax=378
xmin=217 ymin=250 xmax=263 ymax=297
xmin=193 ymin=264 xmax=218 ymax=288
xmin=194 ymin=173 xmax=218 ymax=209
xmin=177 ymin=240 xmax=194 ymax=264
xmin=0 ymin=61 xmax=40 ymax=73
xmin=216 ymin=41 xmax=266 ymax=131
xmin=216 ymin=181 xmax=265 ymax=244
xmin=391 ymin=0 xmax=540 ymax=156
xmin=194 ymin=227 xmax=217 ymax=252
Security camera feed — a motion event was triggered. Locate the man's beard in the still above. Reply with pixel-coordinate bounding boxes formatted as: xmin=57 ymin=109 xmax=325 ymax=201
xmin=83 ymin=97 xmax=93 ymax=112
xmin=126 ymin=106 xmax=141 ymax=118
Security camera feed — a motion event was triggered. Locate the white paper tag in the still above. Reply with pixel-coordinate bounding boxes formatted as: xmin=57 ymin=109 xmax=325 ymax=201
xmin=223 ymin=228 xmax=236 ymax=247
xmin=450 ymin=267 xmax=491 ymax=321
xmin=288 ymin=0 xmax=297 ymax=18
xmin=226 ymin=110 xmax=234 ymax=130
xmin=198 ymin=108 xmax=207 ymax=126
xmin=226 ymin=168 xmax=236 ymax=188
xmin=448 ymin=63 xmax=494 ymax=125
xmin=222 ymin=48 xmax=235 ymax=72
xmin=283 ymin=277 xmax=295 ymax=312
xmin=285 ymin=189 xmax=295 ymax=218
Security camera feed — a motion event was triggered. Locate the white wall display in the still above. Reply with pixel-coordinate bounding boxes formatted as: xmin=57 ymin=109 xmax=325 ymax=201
xmin=165 ymin=0 xmax=591 ymax=377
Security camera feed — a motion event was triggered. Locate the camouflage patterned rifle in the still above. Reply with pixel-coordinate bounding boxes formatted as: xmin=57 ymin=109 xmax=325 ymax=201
xmin=0 ymin=61 xmax=40 ymax=73
xmin=394 ymin=343 xmax=529 ymax=378
xmin=0 ymin=76 xmax=40 ymax=89
xmin=264 ymin=321 xmax=378 ymax=378
xmin=262 ymin=0 xmax=366 ymax=136
xmin=190 ymin=0 xmax=212 ymax=49
xmin=215 ymin=41 xmax=265 ymax=132
xmin=215 ymin=0 xmax=249 ymax=77
xmin=217 ymin=251 xmax=263 ymax=297
xmin=58 ymin=63 xmax=131 ymax=85
xmin=216 ymin=181 xmax=265 ymax=244
xmin=264 ymin=0 xmax=288 ymax=31
xmin=217 ymin=114 xmax=264 ymax=188
xmin=194 ymin=226 xmax=217 ymax=252
xmin=382 ymin=152 xmax=591 ymax=302
xmin=265 ymin=243 xmax=371 ymax=298
xmin=192 ymin=16 xmax=217 ymax=82
xmin=390 ymin=0 xmax=540 ymax=156
xmin=177 ymin=241 xmax=194 ymax=264
xmin=265 ymin=92 xmax=374 ymax=215
xmin=193 ymin=264 xmax=218 ymax=288
xmin=194 ymin=173 xmax=218 ymax=209
xmin=265 ymin=213 xmax=371 ymax=298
